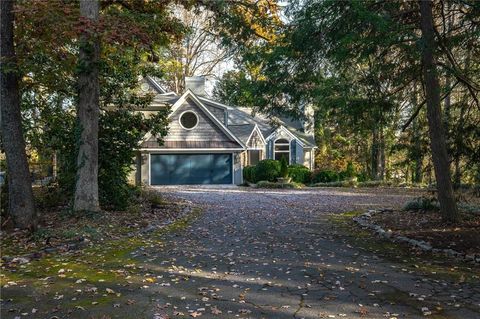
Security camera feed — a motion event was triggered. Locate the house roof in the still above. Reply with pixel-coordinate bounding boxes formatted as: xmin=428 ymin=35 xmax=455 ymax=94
xmin=227 ymin=124 xmax=256 ymax=144
xmin=223 ymin=105 xmax=316 ymax=147
xmin=142 ymin=77 xmax=316 ymax=148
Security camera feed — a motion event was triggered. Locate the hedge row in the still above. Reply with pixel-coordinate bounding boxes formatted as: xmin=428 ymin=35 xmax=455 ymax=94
xmin=243 ymin=160 xmax=311 ymax=184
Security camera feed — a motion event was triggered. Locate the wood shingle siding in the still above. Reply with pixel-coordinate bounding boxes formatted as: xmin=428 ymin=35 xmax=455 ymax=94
xmin=141 ymin=140 xmax=241 ymax=149
xmin=165 ymin=99 xmax=235 ymax=143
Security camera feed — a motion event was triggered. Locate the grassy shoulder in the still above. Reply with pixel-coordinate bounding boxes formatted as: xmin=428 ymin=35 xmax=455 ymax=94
xmin=1 ymin=188 xmax=189 ymax=257
xmin=0 ymin=202 xmax=202 ymax=316
xmin=329 ymin=211 xmax=480 ymax=284
xmin=1 ymin=188 xmax=202 ymax=285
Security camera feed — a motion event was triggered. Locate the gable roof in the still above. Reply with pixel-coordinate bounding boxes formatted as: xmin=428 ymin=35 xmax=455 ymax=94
xmin=227 ymin=124 xmax=255 ymax=144
xmin=169 ymin=90 xmax=246 ymax=149
xmin=140 ymin=77 xmax=315 ymax=148
xmin=246 ymin=124 xmax=266 ymax=146
xmin=145 ymin=76 xmax=167 ymax=94
xmin=266 ymin=125 xmax=306 ymax=147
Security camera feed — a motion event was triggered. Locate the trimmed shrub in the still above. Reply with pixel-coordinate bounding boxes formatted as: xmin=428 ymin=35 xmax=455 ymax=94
xmin=243 ymin=165 xmax=257 ymax=183
xmin=311 ymin=170 xmax=339 ymax=183
xmin=255 ymin=159 xmax=281 ymax=182
xmin=280 ymin=156 xmax=289 ymax=178
xmin=356 ymin=172 xmax=370 ymax=182
xmin=343 ymin=162 xmax=356 ymax=179
xmin=50 ymin=110 xmax=163 ymax=210
xmin=403 ymin=197 xmax=437 ymax=211
xmin=288 ymin=164 xmax=311 ymax=184
xmin=457 ymin=203 xmax=480 ymax=214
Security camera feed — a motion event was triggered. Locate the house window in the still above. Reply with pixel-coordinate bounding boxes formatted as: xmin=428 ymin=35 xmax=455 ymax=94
xmin=179 ymin=111 xmax=198 ymax=130
xmin=248 ymin=150 xmax=261 ymax=165
xmin=274 ymin=138 xmax=290 ymax=163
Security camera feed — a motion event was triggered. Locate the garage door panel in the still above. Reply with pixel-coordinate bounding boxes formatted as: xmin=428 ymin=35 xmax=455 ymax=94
xmin=172 ymin=155 xmax=194 ymax=184
xmin=150 ymin=154 xmax=172 ymax=185
xmin=211 ymin=155 xmax=232 ymax=184
xmin=187 ymin=155 xmax=210 ymax=184
xmin=151 ymin=154 xmax=232 ymax=185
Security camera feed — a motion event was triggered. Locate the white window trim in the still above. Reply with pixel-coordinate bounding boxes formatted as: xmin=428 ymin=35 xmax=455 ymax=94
xmin=247 ymin=149 xmax=262 ymax=166
xmin=274 ymin=138 xmax=291 ymax=164
xmin=178 ymin=110 xmax=199 ymax=130
xmin=265 ymin=125 xmax=305 ymax=147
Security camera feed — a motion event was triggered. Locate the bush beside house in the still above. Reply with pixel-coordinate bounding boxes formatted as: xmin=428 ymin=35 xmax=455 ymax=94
xmin=243 ymin=166 xmax=257 ymax=184
xmin=253 ymin=159 xmax=281 ymax=182
xmin=311 ymin=170 xmax=340 ymax=183
xmin=279 ymin=157 xmax=289 ymax=179
xmin=311 ymin=161 xmax=359 ymax=185
xmin=288 ymin=164 xmax=311 ymax=184
xmin=244 ymin=159 xmax=311 ymax=185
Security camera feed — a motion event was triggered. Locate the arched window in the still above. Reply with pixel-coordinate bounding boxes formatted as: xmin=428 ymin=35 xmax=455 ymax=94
xmin=274 ymin=138 xmax=290 ymax=163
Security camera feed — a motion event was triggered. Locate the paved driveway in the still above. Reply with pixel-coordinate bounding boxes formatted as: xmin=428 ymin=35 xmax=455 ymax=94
xmin=3 ymin=186 xmax=479 ymax=319
xmin=140 ymin=186 xmax=479 ymax=318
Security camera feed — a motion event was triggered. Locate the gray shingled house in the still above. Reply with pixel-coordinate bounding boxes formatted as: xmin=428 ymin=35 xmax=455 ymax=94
xmin=134 ymin=76 xmax=316 ymax=185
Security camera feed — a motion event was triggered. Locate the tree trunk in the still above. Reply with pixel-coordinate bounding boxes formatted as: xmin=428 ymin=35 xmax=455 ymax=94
xmin=453 ymin=102 xmax=466 ymax=187
xmin=419 ymin=0 xmax=458 ymax=222
xmin=371 ymin=127 xmax=385 ymax=181
xmin=0 ymin=0 xmax=37 ymax=229
xmin=413 ymin=119 xmax=423 ymax=184
xmin=412 ymin=84 xmax=423 ymax=183
xmin=379 ymin=129 xmax=385 ymax=179
xmin=453 ymin=158 xmax=461 ymax=186
xmin=74 ymin=0 xmax=100 ymax=212
xmin=443 ymin=75 xmax=451 ymax=133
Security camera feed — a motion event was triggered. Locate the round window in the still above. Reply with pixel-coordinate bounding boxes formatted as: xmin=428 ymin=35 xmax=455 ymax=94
xmin=140 ymin=83 xmax=150 ymax=92
xmin=179 ymin=111 xmax=198 ymax=129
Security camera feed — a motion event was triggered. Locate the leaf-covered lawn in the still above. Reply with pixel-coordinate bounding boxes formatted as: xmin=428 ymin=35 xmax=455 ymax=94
xmin=1 ymin=203 xmax=201 ymax=319
xmin=370 ymin=209 xmax=480 ymax=256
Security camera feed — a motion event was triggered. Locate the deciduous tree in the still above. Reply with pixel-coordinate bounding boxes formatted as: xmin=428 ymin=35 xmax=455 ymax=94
xmin=0 ymin=0 xmax=37 ymax=229
xmin=74 ymin=0 xmax=101 ymax=212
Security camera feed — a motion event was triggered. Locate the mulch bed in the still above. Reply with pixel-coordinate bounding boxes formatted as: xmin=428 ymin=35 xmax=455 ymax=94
xmin=371 ymin=210 xmax=480 ymax=256
xmin=0 ymin=188 xmax=190 ymax=259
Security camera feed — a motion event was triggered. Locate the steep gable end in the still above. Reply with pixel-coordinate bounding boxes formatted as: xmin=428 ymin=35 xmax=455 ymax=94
xmin=166 ymin=97 xmax=236 ymax=143
xmin=142 ymin=91 xmax=245 ymax=149
xmin=247 ymin=127 xmax=265 ymax=149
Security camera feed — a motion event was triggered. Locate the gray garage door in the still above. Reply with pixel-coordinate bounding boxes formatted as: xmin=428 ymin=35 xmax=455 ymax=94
xmin=150 ymin=154 xmax=233 ymax=185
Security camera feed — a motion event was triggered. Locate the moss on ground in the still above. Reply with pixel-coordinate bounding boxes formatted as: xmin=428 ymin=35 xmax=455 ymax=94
xmin=0 ymin=208 xmax=201 ymax=314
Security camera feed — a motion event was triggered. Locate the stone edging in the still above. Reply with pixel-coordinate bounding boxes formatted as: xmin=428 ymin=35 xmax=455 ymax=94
xmin=353 ymin=209 xmax=480 ymax=264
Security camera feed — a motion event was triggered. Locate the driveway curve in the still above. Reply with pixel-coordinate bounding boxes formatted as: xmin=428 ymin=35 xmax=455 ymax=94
xmin=142 ymin=186 xmax=480 ymax=319
xmin=4 ymin=186 xmax=478 ymax=319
